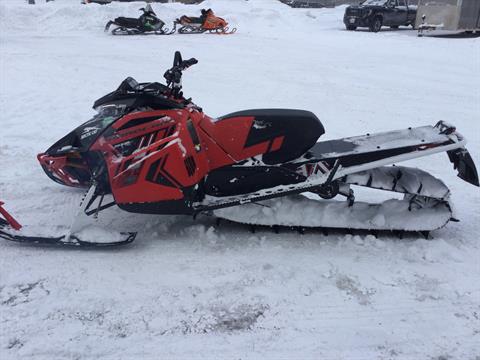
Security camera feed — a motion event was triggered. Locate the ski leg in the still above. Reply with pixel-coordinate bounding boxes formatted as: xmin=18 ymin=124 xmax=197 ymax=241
xmin=62 ymin=182 xmax=136 ymax=246
xmin=64 ymin=183 xmax=97 ymax=243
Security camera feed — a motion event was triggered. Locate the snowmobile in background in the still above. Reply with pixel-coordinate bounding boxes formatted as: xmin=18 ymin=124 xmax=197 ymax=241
xmin=105 ymin=5 xmax=175 ymax=36
xmin=0 ymin=51 xmax=478 ymax=247
xmin=82 ymin=0 xmax=112 ymax=4
xmin=175 ymin=8 xmax=236 ymax=34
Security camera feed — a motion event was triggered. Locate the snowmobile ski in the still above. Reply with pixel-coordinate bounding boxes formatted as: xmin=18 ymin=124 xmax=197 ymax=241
xmin=0 ymin=186 xmax=136 ymax=248
xmin=0 ymin=220 xmax=136 ymax=247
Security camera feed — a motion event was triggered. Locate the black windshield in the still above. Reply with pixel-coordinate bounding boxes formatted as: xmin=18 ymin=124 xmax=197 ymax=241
xmin=362 ymin=0 xmax=388 ymax=5
xmin=46 ymin=105 xmax=125 ymax=155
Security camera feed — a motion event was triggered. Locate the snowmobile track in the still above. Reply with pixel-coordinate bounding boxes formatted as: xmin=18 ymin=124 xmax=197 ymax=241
xmin=213 ymin=216 xmax=434 ymax=240
xmin=211 ymin=166 xmax=455 ymax=236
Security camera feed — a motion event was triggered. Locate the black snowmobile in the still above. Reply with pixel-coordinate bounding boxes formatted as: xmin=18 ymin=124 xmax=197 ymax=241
xmin=104 ymin=5 xmax=175 ymax=36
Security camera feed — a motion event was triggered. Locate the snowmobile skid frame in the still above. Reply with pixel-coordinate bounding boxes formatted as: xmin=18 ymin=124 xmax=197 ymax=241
xmin=107 ymin=25 xmax=176 ymax=36
xmin=175 ymin=23 xmax=237 ymax=35
xmin=206 ymin=121 xmax=476 ymax=239
xmin=212 ymin=165 xmax=455 ymax=237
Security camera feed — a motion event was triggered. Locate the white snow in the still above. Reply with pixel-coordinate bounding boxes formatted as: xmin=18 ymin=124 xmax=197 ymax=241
xmin=1 ymin=0 xmax=479 ymax=359
xmin=74 ymin=225 xmax=127 ymax=244
xmin=215 ymin=194 xmax=453 ymax=231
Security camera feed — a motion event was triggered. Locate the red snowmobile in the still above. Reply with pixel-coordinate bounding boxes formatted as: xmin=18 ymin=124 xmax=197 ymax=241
xmin=175 ymin=8 xmax=236 ymax=34
xmin=0 ymin=52 xmax=478 ymax=247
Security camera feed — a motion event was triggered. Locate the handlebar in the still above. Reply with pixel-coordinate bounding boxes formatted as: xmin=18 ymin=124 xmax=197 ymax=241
xmin=163 ymin=51 xmax=198 ymax=99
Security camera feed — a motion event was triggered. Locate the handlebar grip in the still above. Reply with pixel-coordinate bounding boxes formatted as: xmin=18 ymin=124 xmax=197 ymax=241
xmin=183 ymin=58 xmax=198 ymax=67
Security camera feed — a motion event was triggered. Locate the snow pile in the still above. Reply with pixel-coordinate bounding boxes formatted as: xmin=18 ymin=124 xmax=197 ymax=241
xmin=1 ymin=0 xmax=479 ymax=359
xmin=74 ymin=225 xmax=127 ymax=243
xmin=0 ymin=0 xmax=322 ymax=36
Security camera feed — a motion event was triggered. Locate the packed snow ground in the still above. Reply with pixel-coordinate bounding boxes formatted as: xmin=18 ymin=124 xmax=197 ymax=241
xmin=0 ymin=0 xmax=479 ymax=359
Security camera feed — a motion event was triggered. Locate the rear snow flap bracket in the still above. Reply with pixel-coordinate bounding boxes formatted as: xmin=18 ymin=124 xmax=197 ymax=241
xmin=447 ymin=148 xmax=479 ymax=187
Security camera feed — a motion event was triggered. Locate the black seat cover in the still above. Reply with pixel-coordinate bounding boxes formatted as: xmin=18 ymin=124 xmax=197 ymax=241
xmin=218 ymin=109 xmax=325 ymax=165
xmin=115 ymin=17 xmax=141 ymax=28
xmin=181 ymin=15 xmax=203 ymax=24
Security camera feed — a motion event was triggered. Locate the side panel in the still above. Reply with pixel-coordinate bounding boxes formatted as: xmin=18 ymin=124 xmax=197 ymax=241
xmin=199 ymin=109 xmax=324 ymax=166
xmin=91 ymin=110 xmax=210 ymax=208
xmin=199 ymin=115 xmax=271 ymax=161
xmin=197 ymin=126 xmax=236 ymax=170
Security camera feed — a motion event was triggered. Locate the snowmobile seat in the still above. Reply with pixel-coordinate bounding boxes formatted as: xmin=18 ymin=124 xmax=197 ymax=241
xmin=212 ymin=109 xmax=325 ymax=165
xmin=114 ymin=17 xmax=141 ymax=28
xmin=181 ymin=15 xmax=203 ymax=24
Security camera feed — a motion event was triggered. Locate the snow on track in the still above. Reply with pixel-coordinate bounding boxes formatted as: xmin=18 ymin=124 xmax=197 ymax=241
xmin=1 ymin=0 xmax=479 ymax=359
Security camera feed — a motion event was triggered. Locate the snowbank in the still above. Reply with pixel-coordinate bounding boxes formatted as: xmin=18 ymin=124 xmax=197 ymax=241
xmin=0 ymin=0 xmax=327 ymax=35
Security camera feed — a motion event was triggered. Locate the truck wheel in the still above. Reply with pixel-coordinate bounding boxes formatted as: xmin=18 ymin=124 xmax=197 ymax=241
xmin=346 ymin=25 xmax=356 ymax=31
xmin=369 ymin=17 xmax=382 ymax=33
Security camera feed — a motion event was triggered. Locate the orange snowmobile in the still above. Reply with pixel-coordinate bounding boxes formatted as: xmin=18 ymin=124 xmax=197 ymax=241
xmin=175 ymin=8 xmax=236 ymax=34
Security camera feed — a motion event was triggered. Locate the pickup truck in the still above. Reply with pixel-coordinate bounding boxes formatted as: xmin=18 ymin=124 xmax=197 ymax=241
xmin=343 ymin=0 xmax=417 ymax=32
